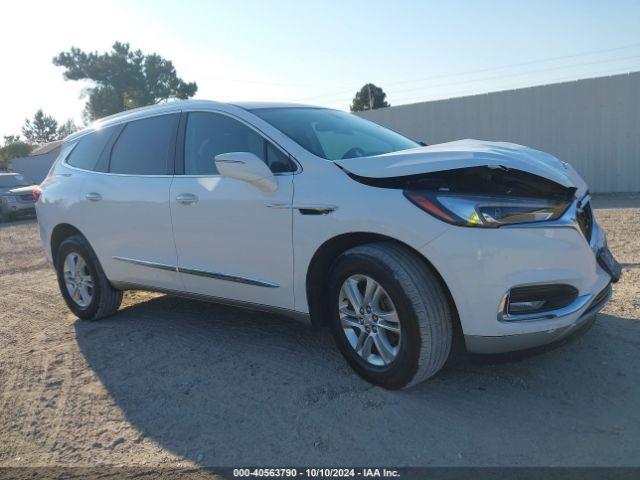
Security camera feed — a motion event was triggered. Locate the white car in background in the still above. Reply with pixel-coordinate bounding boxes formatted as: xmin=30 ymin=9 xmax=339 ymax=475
xmin=0 ymin=173 xmax=38 ymax=222
xmin=35 ymin=100 xmax=620 ymax=389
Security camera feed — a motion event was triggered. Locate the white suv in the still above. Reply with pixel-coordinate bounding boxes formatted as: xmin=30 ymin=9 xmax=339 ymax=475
xmin=36 ymin=100 xmax=620 ymax=389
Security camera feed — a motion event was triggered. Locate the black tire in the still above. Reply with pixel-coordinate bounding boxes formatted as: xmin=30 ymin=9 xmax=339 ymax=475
xmin=328 ymin=242 xmax=452 ymax=389
xmin=1 ymin=210 xmax=12 ymax=222
xmin=55 ymin=234 xmax=123 ymax=320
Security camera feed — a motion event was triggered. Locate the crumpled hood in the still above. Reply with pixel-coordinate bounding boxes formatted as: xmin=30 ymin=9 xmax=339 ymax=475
xmin=335 ymin=139 xmax=588 ymax=197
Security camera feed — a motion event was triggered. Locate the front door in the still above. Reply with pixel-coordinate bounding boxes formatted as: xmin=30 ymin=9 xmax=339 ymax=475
xmin=170 ymin=111 xmax=297 ymax=310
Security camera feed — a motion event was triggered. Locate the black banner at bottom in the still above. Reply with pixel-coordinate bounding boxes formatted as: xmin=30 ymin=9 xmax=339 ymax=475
xmin=1 ymin=467 xmax=639 ymax=480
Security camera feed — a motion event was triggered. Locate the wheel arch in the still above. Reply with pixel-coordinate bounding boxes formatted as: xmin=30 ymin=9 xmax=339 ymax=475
xmin=305 ymin=232 xmax=461 ymax=335
xmin=50 ymin=223 xmax=87 ymax=265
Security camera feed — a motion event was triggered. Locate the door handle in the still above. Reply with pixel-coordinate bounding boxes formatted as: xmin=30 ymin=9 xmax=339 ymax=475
xmin=85 ymin=192 xmax=102 ymax=202
xmin=176 ymin=193 xmax=199 ymax=205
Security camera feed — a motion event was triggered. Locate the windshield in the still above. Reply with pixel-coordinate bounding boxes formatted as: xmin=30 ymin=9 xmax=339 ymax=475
xmin=251 ymin=107 xmax=420 ymax=160
xmin=0 ymin=175 xmax=28 ymax=188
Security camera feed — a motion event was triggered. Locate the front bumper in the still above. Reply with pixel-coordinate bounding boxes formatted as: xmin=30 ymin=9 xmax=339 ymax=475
xmin=2 ymin=201 xmax=36 ymax=217
xmin=464 ymin=282 xmax=611 ymax=353
xmin=419 ymin=198 xmax=615 ymax=354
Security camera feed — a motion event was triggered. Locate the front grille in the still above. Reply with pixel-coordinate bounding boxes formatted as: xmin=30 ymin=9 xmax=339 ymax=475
xmin=19 ymin=193 xmax=34 ymax=202
xmin=576 ymin=201 xmax=593 ymax=241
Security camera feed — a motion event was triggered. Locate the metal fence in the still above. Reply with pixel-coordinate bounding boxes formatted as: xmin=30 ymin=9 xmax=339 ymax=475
xmin=12 ymin=149 xmax=60 ymax=185
xmin=357 ymin=72 xmax=640 ymax=193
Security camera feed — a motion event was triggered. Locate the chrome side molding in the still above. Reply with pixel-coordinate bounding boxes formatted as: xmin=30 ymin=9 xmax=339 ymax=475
xmin=112 ymin=256 xmax=279 ymax=288
xmin=113 ymin=256 xmax=177 ymax=272
xmin=178 ymin=266 xmax=279 ymax=288
xmin=266 ymin=203 xmax=338 ymax=214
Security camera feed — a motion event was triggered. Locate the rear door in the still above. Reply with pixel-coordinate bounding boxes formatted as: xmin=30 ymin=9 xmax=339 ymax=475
xmin=170 ymin=110 xmax=297 ymax=309
xmin=78 ymin=113 xmax=182 ymax=291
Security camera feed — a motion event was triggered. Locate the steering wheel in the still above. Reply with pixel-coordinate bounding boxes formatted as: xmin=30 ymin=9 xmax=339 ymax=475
xmin=342 ymin=147 xmax=366 ymax=159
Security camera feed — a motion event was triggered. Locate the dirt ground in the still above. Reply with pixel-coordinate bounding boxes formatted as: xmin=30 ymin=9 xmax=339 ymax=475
xmin=0 ymin=194 xmax=639 ymax=468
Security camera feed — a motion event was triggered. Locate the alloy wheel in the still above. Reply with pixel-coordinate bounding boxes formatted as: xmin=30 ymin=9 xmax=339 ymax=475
xmin=63 ymin=252 xmax=94 ymax=308
xmin=339 ymin=274 xmax=401 ymax=366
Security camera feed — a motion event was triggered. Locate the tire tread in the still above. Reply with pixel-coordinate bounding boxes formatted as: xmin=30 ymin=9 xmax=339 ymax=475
xmin=343 ymin=242 xmax=452 ymax=387
xmin=57 ymin=235 xmax=123 ymax=320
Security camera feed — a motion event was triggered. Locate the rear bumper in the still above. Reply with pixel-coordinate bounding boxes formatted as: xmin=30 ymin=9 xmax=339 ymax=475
xmin=464 ymin=283 xmax=611 ymax=354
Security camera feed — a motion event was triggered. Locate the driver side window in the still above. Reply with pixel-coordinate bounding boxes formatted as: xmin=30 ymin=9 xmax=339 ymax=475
xmin=184 ymin=112 xmax=296 ymax=175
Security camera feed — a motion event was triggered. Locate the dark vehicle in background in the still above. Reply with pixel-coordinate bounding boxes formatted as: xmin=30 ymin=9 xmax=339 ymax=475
xmin=0 ymin=173 xmax=38 ymax=222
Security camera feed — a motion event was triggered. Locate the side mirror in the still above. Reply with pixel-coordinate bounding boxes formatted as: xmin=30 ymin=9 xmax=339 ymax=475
xmin=214 ymin=152 xmax=278 ymax=192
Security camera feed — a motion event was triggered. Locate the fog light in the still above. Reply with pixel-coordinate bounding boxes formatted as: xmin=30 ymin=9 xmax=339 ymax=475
xmin=508 ymin=300 xmax=546 ymax=313
xmin=500 ymin=284 xmax=579 ymax=321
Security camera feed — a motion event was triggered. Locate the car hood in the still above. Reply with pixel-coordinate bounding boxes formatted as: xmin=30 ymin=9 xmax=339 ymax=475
xmin=335 ymin=139 xmax=588 ymax=197
xmin=4 ymin=185 xmax=37 ymax=195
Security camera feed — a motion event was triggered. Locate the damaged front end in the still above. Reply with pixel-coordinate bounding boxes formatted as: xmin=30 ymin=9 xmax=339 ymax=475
xmin=333 ymin=139 xmax=593 ymax=228
xmin=344 ymin=165 xmax=577 ymax=229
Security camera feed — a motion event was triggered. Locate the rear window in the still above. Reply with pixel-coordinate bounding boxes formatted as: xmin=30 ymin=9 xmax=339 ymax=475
xmin=109 ymin=114 xmax=178 ymax=175
xmin=66 ymin=126 xmax=118 ymax=171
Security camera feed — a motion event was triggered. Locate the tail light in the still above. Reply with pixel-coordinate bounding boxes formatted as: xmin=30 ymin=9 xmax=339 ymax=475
xmin=33 ymin=186 xmax=42 ymax=202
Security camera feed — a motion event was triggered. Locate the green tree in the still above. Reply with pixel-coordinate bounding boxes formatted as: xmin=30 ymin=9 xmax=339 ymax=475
xmin=0 ymin=136 xmax=32 ymax=171
xmin=57 ymin=119 xmax=78 ymax=139
xmin=3 ymin=135 xmax=22 ymax=145
xmin=22 ymin=110 xmax=59 ymax=145
xmin=350 ymin=83 xmax=390 ymax=112
xmin=53 ymin=41 xmax=198 ymax=121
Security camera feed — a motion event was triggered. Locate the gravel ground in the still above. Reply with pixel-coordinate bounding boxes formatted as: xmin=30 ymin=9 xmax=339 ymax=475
xmin=0 ymin=194 xmax=639 ymax=468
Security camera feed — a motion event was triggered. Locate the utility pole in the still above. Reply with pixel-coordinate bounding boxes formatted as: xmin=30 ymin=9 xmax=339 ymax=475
xmin=367 ymin=84 xmax=373 ymax=110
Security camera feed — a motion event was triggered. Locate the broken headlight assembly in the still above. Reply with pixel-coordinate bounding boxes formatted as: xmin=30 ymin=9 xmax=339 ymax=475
xmin=404 ymin=191 xmax=572 ymax=227
xmin=345 ymin=165 xmax=576 ymax=228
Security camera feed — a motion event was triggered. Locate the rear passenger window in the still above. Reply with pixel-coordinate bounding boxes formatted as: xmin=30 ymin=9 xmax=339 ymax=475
xmin=66 ymin=126 xmax=117 ymax=171
xmin=109 ymin=114 xmax=178 ymax=175
xmin=184 ymin=112 xmax=296 ymax=175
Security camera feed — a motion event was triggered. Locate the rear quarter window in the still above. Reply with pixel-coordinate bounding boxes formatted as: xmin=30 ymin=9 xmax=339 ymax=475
xmin=65 ymin=126 xmax=118 ymax=171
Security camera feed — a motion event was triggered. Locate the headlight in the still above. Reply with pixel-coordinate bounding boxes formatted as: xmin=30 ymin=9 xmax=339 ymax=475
xmin=404 ymin=190 xmax=572 ymax=228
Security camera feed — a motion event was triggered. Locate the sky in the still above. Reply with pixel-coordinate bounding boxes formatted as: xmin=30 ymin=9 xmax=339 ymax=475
xmin=1 ymin=0 xmax=639 ymax=139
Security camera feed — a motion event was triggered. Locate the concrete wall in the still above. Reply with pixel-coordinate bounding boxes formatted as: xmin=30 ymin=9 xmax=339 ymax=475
xmin=12 ymin=149 xmax=60 ymax=185
xmin=357 ymin=72 xmax=640 ymax=193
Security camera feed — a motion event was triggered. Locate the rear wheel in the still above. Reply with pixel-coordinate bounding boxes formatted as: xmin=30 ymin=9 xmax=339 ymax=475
xmin=328 ymin=242 xmax=452 ymax=389
xmin=55 ymin=235 xmax=123 ymax=320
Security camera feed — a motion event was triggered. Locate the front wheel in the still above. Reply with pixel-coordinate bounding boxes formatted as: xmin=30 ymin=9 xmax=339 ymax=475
xmin=328 ymin=242 xmax=453 ymax=389
xmin=55 ymin=235 xmax=123 ymax=320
